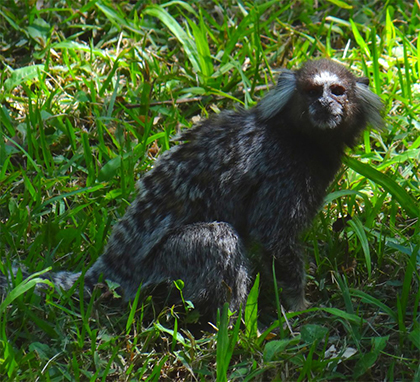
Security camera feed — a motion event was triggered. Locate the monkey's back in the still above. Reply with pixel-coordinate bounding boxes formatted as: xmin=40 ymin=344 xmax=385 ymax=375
xmin=86 ymin=108 xmax=338 ymax=299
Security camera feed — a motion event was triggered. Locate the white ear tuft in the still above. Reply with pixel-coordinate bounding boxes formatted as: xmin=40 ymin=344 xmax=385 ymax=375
xmin=257 ymin=70 xmax=296 ymax=120
xmin=355 ymin=82 xmax=384 ymax=130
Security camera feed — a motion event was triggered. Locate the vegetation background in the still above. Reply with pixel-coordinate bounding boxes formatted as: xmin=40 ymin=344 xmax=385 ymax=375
xmin=0 ymin=0 xmax=419 ymax=380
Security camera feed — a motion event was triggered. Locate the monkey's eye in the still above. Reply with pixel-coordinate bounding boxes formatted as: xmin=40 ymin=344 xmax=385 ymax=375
xmin=330 ymin=85 xmax=346 ymax=96
xmin=306 ymin=85 xmax=322 ymax=97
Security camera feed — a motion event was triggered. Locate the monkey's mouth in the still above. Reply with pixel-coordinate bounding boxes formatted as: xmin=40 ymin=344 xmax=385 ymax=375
xmin=309 ymin=104 xmax=343 ymax=130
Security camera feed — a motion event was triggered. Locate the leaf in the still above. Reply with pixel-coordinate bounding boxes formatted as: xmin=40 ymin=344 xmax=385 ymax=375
xmin=324 ymin=189 xmax=369 ymax=204
xmin=32 ymin=184 xmax=105 ymax=215
xmin=98 ymin=156 xmax=122 ymax=182
xmin=321 ymin=307 xmax=364 ymax=325
xmin=0 ymin=270 xmax=53 ymax=314
xmin=353 ymin=336 xmax=389 ymax=379
xmin=23 ymin=172 xmax=37 ymax=201
xmin=344 ymin=156 xmax=419 ymax=219
xmin=143 ymin=5 xmax=200 ymax=73
xmin=0 ymin=105 xmax=15 ymax=136
xmin=95 ymin=1 xmax=129 ymax=28
xmin=326 ymin=0 xmax=353 ymax=9
xmin=301 ymin=324 xmax=329 ymax=344
xmin=408 ymin=327 xmax=420 ymax=350
xmin=385 ymin=8 xmax=396 ymax=46
xmin=52 ymin=41 xmax=107 ymax=58
xmin=188 ymin=18 xmax=213 ymax=78
xmin=95 ymin=1 xmax=144 ymax=35
xmin=263 ymin=339 xmax=295 ymax=362
xmin=244 ymin=274 xmax=259 ymax=339
xmin=161 ymin=1 xmax=198 ymax=17
xmin=347 ymin=217 xmax=371 ymax=277
xmin=350 ymin=289 xmax=397 ymax=321
xmin=27 ymin=18 xmax=51 ymax=45
xmin=154 ymin=323 xmax=188 ymax=347
xmin=216 ymin=304 xmax=230 ymax=382
xmin=216 ymin=303 xmax=241 ymax=382
xmin=350 ymin=19 xmax=370 ymax=58
xmin=3 ymin=64 xmax=44 ymax=93
xmin=0 ymin=8 xmax=25 ymax=34
xmin=28 ymin=342 xmax=53 ymax=361
xmin=126 ymin=285 xmax=142 ymax=335
xmin=173 ymin=279 xmax=185 ymax=290
xmin=222 ymin=13 xmax=254 ymax=62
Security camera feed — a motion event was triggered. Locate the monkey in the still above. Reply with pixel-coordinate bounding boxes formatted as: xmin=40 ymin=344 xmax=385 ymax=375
xmin=1 ymin=59 xmax=383 ymax=318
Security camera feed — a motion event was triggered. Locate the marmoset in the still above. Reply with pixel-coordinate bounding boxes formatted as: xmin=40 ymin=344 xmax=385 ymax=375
xmin=1 ymin=59 xmax=383 ymax=317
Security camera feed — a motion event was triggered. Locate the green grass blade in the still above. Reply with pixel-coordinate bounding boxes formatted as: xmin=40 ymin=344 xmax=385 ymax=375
xmin=216 ymin=304 xmax=230 ymax=382
xmin=350 ymin=19 xmax=370 ymax=57
xmin=347 ymin=217 xmax=371 ymax=277
xmin=143 ymin=5 xmax=200 ymax=73
xmin=0 ymin=269 xmax=53 ymax=314
xmin=3 ymin=64 xmax=44 ymax=93
xmin=244 ymin=273 xmax=259 ymax=339
xmin=344 ymin=156 xmax=419 ymax=218
xmin=350 ymin=289 xmax=397 ymax=321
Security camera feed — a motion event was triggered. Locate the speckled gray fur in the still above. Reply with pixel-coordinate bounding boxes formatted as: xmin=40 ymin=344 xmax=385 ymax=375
xmin=1 ymin=59 xmax=383 ymax=315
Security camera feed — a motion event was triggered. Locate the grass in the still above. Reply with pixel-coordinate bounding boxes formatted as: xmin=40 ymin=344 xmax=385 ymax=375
xmin=0 ymin=0 xmax=419 ymax=380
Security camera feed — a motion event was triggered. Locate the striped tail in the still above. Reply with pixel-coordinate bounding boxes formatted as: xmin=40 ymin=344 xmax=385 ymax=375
xmin=0 ymin=265 xmax=88 ymax=297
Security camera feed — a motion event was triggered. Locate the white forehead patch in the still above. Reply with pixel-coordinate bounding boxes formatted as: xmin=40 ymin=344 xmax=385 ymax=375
xmin=313 ymin=71 xmax=340 ymax=85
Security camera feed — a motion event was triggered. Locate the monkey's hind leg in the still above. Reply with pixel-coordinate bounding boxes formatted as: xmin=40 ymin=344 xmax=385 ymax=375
xmin=144 ymin=222 xmax=250 ymax=318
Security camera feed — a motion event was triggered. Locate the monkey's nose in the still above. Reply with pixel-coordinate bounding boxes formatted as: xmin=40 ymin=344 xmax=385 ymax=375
xmin=319 ymin=97 xmax=334 ymax=108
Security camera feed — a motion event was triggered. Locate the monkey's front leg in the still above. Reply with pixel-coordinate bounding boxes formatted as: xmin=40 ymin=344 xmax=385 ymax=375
xmin=269 ymin=241 xmax=309 ymax=311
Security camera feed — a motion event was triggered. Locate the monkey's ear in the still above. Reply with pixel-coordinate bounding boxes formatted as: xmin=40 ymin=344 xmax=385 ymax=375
xmin=357 ymin=77 xmax=370 ymax=86
xmin=257 ymin=70 xmax=296 ymax=121
xmin=355 ymin=81 xmax=384 ymax=130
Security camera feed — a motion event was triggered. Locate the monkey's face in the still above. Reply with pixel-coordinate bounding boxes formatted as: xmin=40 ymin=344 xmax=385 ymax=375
xmin=302 ymin=71 xmax=349 ymax=130
xmin=257 ymin=59 xmax=383 ymax=140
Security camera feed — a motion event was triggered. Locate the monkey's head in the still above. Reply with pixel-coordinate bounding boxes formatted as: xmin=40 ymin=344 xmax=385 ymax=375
xmin=257 ymin=59 xmax=383 ymax=146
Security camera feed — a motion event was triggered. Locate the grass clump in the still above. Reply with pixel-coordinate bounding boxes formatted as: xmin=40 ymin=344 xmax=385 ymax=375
xmin=0 ymin=0 xmax=419 ymax=380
